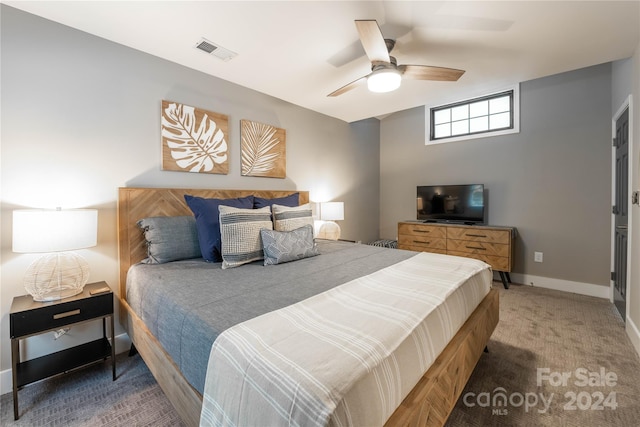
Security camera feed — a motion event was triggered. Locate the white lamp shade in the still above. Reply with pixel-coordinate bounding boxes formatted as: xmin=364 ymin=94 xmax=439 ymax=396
xmin=320 ymin=202 xmax=344 ymax=221
xmin=13 ymin=209 xmax=98 ymax=253
xmin=367 ymin=69 xmax=402 ymax=93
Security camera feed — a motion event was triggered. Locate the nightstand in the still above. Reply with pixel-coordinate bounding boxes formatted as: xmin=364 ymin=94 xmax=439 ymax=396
xmin=10 ymin=281 xmax=116 ymax=420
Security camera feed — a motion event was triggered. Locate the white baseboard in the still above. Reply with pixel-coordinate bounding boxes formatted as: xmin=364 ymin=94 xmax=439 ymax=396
xmin=626 ymin=316 xmax=640 ymax=359
xmin=114 ymin=331 xmax=133 ymax=355
xmin=0 ymin=332 xmax=131 ymax=396
xmin=508 ymin=273 xmax=610 ymax=299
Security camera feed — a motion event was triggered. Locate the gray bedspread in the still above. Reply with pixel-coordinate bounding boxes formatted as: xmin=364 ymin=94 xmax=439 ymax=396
xmin=126 ymin=240 xmax=414 ymax=394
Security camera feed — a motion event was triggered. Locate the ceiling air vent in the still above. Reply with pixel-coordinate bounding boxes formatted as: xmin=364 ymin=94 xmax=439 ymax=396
xmin=194 ymin=38 xmax=237 ymax=62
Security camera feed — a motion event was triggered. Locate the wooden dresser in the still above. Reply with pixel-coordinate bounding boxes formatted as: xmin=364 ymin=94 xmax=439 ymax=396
xmin=397 ymin=221 xmax=516 ymax=288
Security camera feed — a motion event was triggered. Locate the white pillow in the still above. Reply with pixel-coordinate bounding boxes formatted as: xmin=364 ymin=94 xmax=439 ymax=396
xmin=219 ymin=205 xmax=272 ymax=269
xmin=272 ymin=203 xmax=314 ymax=232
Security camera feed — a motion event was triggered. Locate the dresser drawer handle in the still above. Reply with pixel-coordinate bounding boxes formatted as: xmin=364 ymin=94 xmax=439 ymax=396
xmin=413 ymin=229 xmax=430 ymax=233
xmin=466 ymin=246 xmax=486 ymax=251
xmin=413 ymin=240 xmax=430 ymax=244
xmin=53 ymin=309 xmax=81 ymax=320
xmin=465 ymin=233 xmax=487 ymax=238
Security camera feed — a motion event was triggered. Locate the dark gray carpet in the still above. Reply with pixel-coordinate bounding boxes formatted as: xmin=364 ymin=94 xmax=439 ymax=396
xmin=2 ymin=283 xmax=639 ymax=426
xmin=446 ymin=283 xmax=640 ymax=426
xmin=0 ymin=352 xmax=185 ymax=426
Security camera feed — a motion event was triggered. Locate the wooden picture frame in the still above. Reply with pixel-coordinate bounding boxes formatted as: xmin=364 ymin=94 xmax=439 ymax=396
xmin=161 ymin=100 xmax=229 ymax=174
xmin=240 ymin=119 xmax=286 ymax=178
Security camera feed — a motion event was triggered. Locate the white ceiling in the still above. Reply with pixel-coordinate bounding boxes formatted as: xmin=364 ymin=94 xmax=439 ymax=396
xmin=5 ymin=1 xmax=640 ymax=123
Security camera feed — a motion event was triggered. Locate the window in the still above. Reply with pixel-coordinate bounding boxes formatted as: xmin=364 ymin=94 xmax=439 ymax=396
xmin=427 ymin=87 xmax=519 ymax=144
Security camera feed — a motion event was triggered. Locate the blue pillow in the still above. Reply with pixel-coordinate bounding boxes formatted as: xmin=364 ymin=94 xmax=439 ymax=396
xmin=184 ymin=194 xmax=254 ymax=262
xmin=253 ymin=193 xmax=299 ymax=209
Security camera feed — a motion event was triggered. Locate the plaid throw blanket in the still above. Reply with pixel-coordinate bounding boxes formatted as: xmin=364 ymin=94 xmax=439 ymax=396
xmin=200 ymin=252 xmax=490 ymax=427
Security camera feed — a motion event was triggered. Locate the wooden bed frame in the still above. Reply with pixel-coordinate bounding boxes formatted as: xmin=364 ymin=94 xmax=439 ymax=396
xmin=117 ymin=187 xmax=499 ymax=427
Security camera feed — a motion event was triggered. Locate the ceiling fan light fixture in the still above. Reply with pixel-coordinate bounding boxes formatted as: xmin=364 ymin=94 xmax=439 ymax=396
xmin=367 ymin=68 xmax=401 ymax=93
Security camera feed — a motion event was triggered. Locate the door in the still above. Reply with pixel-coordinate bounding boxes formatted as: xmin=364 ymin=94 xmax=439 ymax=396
xmin=613 ymin=107 xmax=629 ymax=320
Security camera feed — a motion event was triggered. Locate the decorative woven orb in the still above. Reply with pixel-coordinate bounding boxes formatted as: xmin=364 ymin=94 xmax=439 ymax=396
xmin=24 ymin=252 xmax=90 ymax=301
xmin=316 ymin=221 xmax=341 ymax=240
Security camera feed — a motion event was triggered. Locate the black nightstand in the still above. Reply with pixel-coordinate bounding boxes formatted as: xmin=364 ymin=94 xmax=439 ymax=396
xmin=10 ymin=281 xmax=116 ymax=420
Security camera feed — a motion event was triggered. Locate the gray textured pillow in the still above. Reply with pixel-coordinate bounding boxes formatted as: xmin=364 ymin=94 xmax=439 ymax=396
xmin=137 ymin=216 xmax=201 ymax=264
xmin=219 ymin=205 xmax=273 ymax=269
xmin=272 ymin=203 xmax=314 ymax=232
xmin=261 ymin=225 xmax=319 ymax=266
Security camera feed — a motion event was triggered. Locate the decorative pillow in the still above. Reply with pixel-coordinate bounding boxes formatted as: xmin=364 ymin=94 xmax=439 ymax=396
xmin=261 ymin=225 xmax=319 ymax=266
xmin=272 ymin=203 xmax=314 ymax=232
xmin=253 ymin=193 xmax=299 ymax=209
xmin=184 ymin=194 xmax=254 ymax=262
xmin=219 ymin=205 xmax=273 ymax=269
xmin=137 ymin=216 xmax=201 ymax=264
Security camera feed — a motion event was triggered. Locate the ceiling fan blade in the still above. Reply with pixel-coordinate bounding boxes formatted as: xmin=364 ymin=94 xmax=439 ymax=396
xmin=327 ymin=75 xmax=367 ymax=97
xmin=355 ymin=20 xmax=390 ymax=63
xmin=399 ymin=65 xmax=465 ymax=81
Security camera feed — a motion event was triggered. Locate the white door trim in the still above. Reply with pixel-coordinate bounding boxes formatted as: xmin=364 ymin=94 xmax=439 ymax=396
xmin=611 ymin=95 xmax=633 ymax=320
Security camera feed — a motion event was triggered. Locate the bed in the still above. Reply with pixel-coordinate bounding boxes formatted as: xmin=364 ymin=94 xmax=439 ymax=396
xmin=117 ymin=187 xmax=499 ymax=427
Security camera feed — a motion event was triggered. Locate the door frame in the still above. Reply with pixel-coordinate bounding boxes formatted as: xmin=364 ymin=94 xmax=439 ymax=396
xmin=611 ymin=95 xmax=633 ymax=323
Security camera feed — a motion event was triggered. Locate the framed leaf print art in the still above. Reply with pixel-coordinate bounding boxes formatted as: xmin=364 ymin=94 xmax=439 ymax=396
xmin=241 ymin=119 xmax=286 ymax=178
xmin=161 ymin=100 xmax=229 ymax=174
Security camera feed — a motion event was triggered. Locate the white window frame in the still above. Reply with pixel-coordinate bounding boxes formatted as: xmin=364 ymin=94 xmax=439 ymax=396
xmin=425 ymin=85 xmax=520 ymax=145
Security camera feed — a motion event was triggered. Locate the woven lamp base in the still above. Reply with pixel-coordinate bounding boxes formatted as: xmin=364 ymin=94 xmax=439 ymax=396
xmin=23 ymin=252 xmax=90 ymax=302
xmin=316 ymin=221 xmax=341 ymax=240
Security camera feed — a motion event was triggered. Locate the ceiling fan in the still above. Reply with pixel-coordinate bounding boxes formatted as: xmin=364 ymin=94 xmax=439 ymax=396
xmin=328 ymin=20 xmax=465 ymax=97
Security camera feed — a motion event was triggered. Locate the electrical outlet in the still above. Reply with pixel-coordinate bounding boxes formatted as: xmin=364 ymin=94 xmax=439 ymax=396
xmin=534 ymin=252 xmax=543 ymax=263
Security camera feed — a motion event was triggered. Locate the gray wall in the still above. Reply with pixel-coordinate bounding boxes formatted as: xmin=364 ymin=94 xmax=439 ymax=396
xmin=380 ymin=63 xmax=613 ymax=289
xmin=0 ymin=6 xmax=379 ymax=372
xmin=612 ymin=58 xmax=633 ymax=110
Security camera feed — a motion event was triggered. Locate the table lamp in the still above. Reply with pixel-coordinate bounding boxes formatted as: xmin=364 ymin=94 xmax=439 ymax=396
xmin=12 ymin=208 xmax=98 ymax=301
xmin=317 ymin=202 xmax=344 ymax=240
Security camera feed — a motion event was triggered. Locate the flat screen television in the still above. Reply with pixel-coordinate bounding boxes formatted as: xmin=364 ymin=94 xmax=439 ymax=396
xmin=417 ymin=184 xmax=485 ymax=224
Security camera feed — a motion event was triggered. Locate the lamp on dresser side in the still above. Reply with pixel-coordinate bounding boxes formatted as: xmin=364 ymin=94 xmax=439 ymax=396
xmin=316 ymin=201 xmax=344 ymax=240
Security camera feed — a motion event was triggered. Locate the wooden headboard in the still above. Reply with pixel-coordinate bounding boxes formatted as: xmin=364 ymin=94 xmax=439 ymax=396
xmin=117 ymin=187 xmax=309 ymax=299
